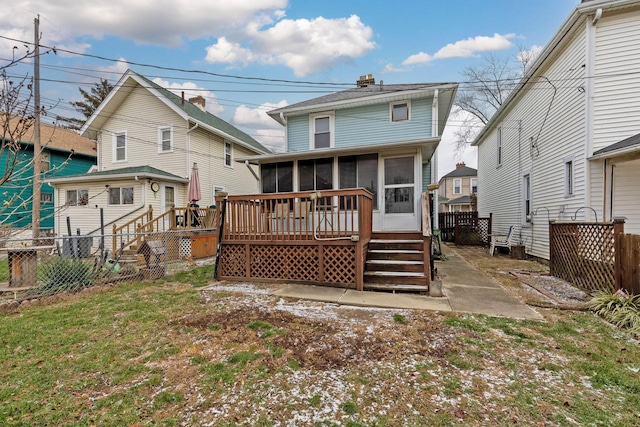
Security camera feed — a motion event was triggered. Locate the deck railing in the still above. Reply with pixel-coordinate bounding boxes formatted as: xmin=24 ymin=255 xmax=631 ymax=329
xmin=216 ymin=189 xmax=373 ymax=242
xmin=112 ymin=205 xmax=215 ymax=255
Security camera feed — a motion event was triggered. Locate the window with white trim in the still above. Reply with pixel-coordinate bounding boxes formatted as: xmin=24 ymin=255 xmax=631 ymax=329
xmin=390 ymin=101 xmax=410 ymax=122
xmin=496 ymin=126 xmax=502 ymax=166
xmin=158 ymin=126 xmax=173 ymax=153
xmin=453 ymin=178 xmax=462 ymax=195
xmin=40 ymin=152 xmax=50 ymax=172
xmin=564 ymin=158 xmax=574 ymax=197
xmin=113 ymin=131 xmax=127 ymax=162
xmin=310 ymin=113 xmax=333 ymax=149
xmin=471 ymin=178 xmax=478 ymax=193
xmin=41 ymin=192 xmax=53 ymax=203
xmin=523 ymin=174 xmax=531 ymax=223
xmin=66 ymin=189 xmax=88 ymax=206
xmin=108 ymin=187 xmax=134 ymax=205
xmin=224 ymin=142 xmax=233 ymax=167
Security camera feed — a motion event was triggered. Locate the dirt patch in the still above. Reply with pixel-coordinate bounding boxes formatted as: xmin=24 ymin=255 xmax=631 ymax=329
xmin=510 ymin=271 xmax=591 ymax=308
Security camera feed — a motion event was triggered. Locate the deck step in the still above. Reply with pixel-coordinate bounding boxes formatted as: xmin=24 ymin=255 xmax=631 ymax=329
xmin=370 ymin=239 xmax=423 ymax=244
xmin=363 ymin=283 xmax=429 ymax=293
xmin=365 ymin=271 xmax=426 ymax=277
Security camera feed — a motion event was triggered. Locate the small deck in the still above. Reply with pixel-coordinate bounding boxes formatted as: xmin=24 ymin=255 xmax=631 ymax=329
xmin=214 ymin=190 xmax=432 ymax=292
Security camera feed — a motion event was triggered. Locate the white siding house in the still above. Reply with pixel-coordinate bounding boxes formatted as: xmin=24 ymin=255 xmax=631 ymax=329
xmin=46 ymin=70 xmax=269 ymax=236
xmin=474 ymin=0 xmax=640 ymax=260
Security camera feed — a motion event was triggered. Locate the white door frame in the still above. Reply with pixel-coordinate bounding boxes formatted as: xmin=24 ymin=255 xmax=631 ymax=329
xmin=380 ymin=154 xmax=420 ymax=231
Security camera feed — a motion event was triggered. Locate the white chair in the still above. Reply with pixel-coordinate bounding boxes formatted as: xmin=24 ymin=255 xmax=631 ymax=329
xmin=489 ymin=226 xmax=515 ymax=256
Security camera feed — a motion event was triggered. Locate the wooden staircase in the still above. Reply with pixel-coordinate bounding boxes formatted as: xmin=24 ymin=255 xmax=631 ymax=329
xmin=364 ymin=231 xmax=430 ymax=293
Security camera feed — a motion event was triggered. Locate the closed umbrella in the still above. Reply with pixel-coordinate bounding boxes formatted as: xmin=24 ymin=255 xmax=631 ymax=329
xmin=188 ymin=163 xmax=201 ymax=204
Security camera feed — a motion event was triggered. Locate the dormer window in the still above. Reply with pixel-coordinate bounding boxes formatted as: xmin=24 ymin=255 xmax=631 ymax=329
xmin=310 ymin=113 xmax=333 ymax=149
xmin=391 ymin=101 xmax=410 ymax=122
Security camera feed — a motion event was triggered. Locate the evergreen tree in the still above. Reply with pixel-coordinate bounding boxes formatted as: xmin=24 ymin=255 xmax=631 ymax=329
xmin=57 ymin=78 xmax=114 ymax=130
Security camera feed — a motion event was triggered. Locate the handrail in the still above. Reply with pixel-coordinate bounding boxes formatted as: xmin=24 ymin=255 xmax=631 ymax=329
xmin=215 ymin=188 xmax=373 ymax=242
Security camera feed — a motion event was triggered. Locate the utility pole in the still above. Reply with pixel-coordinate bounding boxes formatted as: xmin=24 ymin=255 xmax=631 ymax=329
xmin=31 ymin=15 xmax=41 ymax=241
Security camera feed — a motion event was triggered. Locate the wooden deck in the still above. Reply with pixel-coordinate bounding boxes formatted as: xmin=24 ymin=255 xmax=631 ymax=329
xmin=214 ymin=190 xmax=432 ymax=293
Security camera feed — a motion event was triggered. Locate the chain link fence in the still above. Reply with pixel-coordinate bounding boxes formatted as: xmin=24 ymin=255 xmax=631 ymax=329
xmin=0 ymin=228 xmax=217 ymax=304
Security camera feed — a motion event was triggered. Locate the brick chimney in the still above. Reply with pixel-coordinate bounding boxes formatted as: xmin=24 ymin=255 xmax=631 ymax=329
xmin=189 ymin=95 xmax=206 ymax=112
xmin=456 ymin=162 xmax=466 ymax=168
xmin=356 ymin=74 xmax=375 ymax=87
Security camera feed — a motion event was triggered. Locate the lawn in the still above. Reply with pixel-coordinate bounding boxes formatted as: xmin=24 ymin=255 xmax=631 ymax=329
xmin=1 ymin=264 xmax=639 ymax=426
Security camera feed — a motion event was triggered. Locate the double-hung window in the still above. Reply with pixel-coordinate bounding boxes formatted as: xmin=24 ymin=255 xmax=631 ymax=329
xmin=523 ymin=174 xmax=531 ymax=223
xmin=311 ymin=113 xmax=333 ymax=149
xmin=224 ymin=142 xmax=233 ymax=167
xmin=114 ymin=131 xmax=127 ymax=162
xmin=40 ymin=152 xmax=50 ymax=172
xmin=564 ymin=158 xmax=574 ymax=197
xmin=158 ymin=126 xmax=173 ymax=153
xmin=496 ymin=127 xmax=502 ymax=166
xmin=109 ymin=187 xmax=134 ymax=205
xmin=453 ymin=178 xmax=462 ymax=195
xmin=471 ymin=178 xmax=478 ymax=193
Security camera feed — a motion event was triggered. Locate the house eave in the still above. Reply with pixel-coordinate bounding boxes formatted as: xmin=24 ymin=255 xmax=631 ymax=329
xmin=236 ymin=137 xmax=441 ymax=165
xmin=267 ymin=83 xmax=458 ymax=125
xmin=45 ymin=171 xmax=189 ymax=185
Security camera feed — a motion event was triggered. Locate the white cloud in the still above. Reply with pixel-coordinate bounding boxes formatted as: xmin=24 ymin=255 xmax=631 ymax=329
xmin=0 ymin=0 xmax=288 ymax=51
xmin=152 ymin=78 xmax=224 ymax=115
xmin=233 ymin=101 xmax=288 ymax=152
xmin=205 ymin=15 xmax=376 ymax=77
xmin=518 ymin=44 xmax=543 ymax=71
xmin=437 ymin=108 xmax=479 ymax=179
xmin=403 ymin=33 xmax=515 ymax=66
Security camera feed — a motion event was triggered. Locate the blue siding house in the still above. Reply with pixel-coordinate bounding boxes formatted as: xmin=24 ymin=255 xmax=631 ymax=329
xmin=0 ymin=120 xmax=96 ymax=233
xmin=241 ymin=75 xmax=457 ymax=231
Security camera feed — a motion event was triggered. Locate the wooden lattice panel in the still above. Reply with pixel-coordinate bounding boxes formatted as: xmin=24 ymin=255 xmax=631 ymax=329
xmin=220 ymin=244 xmax=246 ymax=277
xmin=250 ymin=245 xmax=319 ymax=281
xmin=550 ymin=223 xmax=615 ymax=293
xmin=457 ymin=218 xmax=490 ymax=246
xmin=323 ymin=245 xmax=356 ymax=284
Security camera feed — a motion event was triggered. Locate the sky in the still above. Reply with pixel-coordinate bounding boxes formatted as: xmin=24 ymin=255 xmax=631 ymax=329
xmin=0 ymin=0 xmax=579 ymax=178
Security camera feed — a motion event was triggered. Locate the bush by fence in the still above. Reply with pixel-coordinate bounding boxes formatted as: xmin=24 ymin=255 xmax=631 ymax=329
xmin=0 ymin=229 xmax=217 ymax=302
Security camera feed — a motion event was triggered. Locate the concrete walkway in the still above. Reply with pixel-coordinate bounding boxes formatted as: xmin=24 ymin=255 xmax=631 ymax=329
xmin=270 ymin=244 xmax=542 ymax=320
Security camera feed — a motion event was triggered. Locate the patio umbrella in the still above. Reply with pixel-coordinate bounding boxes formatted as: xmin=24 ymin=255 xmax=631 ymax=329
xmin=188 ymin=162 xmax=201 ymax=204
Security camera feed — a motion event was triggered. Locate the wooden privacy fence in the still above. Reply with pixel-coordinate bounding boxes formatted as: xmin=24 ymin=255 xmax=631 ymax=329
xmin=438 ymin=211 xmax=492 ymax=245
xmin=549 ymin=220 xmax=639 ymax=294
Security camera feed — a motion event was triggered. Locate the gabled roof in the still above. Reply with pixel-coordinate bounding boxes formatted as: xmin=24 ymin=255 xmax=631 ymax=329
xmin=45 ymin=165 xmax=188 ymax=184
xmin=441 ymin=165 xmax=477 ymax=179
xmin=267 ymin=81 xmax=458 ymax=136
xmin=472 ymin=0 xmax=632 ymax=147
xmin=80 ymin=70 xmax=269 ymax=155
xmin=3 ymin=115 xmax=96 ymax=157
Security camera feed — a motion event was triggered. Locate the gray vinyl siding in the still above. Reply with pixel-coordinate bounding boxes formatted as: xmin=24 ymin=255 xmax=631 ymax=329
xmin=422 ymin=161 xmax=431 ymax=191
xmin=286 ymin=97 xmax=433 ymax=152
xmin=477 ymin=28 xmax=587 ymax=260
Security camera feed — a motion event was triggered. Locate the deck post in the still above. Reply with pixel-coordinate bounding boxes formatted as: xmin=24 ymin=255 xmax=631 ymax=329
xmin=355 ymin=241 xmax=364 ymax=291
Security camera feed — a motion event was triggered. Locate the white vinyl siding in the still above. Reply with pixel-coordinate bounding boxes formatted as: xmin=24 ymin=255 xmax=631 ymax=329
xmin=477 ymin=28 xmax=587 ymax=260
xmin=593 ymin=10 xmax=640 ymax=153
xmin=612 ymin=158 xmax=640 ymax=234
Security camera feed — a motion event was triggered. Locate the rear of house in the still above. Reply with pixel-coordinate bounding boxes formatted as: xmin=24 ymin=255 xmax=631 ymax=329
xmin=241 ymin=76 xmax=458 ymax=232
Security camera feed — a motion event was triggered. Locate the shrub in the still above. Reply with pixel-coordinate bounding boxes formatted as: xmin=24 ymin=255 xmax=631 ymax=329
xmin=589 ymin=290 xmax=640 ymax=337
xmin=35 ymin=257 xmax=96 ymax=296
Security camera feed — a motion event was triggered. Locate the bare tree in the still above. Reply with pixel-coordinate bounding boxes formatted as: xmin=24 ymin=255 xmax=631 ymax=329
xmin=453 ymin=52 xmax=528 ymax=151
xmin=0 ymin=70 xmax=35 ymax=186
xmin=57 ymin=78 xmax=114 ymax=130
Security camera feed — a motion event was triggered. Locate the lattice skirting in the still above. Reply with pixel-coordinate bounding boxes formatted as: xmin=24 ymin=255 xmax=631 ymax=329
xmin=219 ymin=243 xmax=357 ymax=286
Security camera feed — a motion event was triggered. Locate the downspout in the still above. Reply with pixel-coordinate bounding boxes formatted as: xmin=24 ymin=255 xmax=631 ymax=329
xmin=186 ymin=122 xmax=199 ymax=178
xmin=431 ymin=90 xmax=439 ymax=230
xmin=603 ymin=159 xmax=607 ymax=221
xmin=280 ymin=112 xmax=287 ymax=152
xmin=584 ymin=9 xmax=600 ymax=220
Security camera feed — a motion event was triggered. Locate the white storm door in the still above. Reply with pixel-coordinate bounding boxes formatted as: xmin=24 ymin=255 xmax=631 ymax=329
xmin=382 ymin=156 xmax=417 ymax=230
